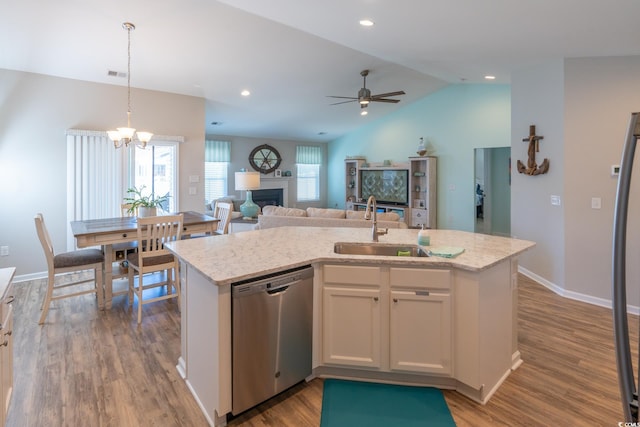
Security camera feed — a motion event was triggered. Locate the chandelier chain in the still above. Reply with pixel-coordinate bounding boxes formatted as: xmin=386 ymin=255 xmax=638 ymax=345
xmin=127 ymin=23 xmax=132 ymax=126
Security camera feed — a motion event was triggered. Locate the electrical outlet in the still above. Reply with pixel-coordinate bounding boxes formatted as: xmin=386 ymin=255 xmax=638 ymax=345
xmin=0 ymin=246 xmax=8 ymax=257
xmin=591 ymin=197 xmax=602 ymax=209
xmin=550 ymin=195 xmax=561 ymax=206
xmin=189 ymin=187 xmax=197 ymax=195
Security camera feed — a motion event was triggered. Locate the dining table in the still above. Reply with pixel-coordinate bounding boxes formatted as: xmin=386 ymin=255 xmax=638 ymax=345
xmin=70 ymin=211 xmax=219 ymax=309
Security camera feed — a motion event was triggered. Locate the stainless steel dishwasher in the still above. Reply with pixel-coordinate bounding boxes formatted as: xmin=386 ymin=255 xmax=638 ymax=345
xmin=231 ymin=265 xmax=313 ymax=415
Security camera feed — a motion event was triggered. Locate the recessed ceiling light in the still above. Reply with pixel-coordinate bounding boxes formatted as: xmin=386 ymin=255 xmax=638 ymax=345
xmin=484 ymin=75 xmax=496 ymax=80
xmin=361 ymin=110 xmax=368 ymax=116
xmin=359 ymin=19 xmax=374 ymax=27
xmin=241 ymin=90 xmax=251 ymax=96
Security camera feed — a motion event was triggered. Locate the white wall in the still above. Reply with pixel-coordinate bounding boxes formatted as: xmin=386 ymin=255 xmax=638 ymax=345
xmin=0 ymin=69 xmax=205 ymax=277
xmin=206 ymin=134 xmax=328 ymax=209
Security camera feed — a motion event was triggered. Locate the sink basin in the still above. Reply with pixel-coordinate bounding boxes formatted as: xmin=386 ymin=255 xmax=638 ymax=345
xmin=334 ymin=242 xmax=429 ymax=257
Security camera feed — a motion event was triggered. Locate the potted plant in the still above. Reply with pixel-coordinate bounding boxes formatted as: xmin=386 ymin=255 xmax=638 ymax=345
xmin=124 ymin=186 xmax=170 ymax=217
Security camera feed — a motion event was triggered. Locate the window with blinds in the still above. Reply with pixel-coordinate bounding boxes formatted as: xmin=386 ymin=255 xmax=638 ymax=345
xmin=204 ymin=140 xmax=231 ymax=202
xmin=296 ymin=146 xmax=321 ymax=202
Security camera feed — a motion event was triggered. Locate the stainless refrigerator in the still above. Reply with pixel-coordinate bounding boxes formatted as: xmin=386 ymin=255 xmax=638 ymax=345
xmin=613 ymin=112 xmax=640 ymax=422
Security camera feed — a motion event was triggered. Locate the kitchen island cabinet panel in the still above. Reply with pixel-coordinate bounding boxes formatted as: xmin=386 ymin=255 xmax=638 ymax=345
xmin=389 ymin=289 xmax=451 ymax=375
xmin=322 ymin=286 xmax=382 ymax=368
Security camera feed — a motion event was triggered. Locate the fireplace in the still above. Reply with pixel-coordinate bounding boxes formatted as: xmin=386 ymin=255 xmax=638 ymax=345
xmin=252 ymin=188 xmax=283 ymax=209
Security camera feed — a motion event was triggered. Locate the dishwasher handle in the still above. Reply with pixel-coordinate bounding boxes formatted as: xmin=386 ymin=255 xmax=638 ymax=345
xmin=266 ymin=284 xmax=290 ymax=295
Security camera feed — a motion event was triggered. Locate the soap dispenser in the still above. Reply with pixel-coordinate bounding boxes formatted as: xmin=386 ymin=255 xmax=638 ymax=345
xmin=417 ymin=224 xmax=430 ymax=246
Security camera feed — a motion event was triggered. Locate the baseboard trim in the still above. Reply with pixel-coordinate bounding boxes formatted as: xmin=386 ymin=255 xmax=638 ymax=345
xmin=517 ymin=266 xmax=640 ymax=316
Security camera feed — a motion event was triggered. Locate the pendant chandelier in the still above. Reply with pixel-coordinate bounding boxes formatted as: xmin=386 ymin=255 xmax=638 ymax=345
xmin=107 ymin=22 xmax=153 ymax=149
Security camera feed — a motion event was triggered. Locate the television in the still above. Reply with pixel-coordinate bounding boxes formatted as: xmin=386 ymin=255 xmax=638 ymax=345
xmin=360 ymin=169 xmax=409 ymax=206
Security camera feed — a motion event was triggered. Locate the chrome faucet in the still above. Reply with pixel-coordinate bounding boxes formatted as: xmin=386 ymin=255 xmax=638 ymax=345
xmin=364 ymin=195 xmax=388 ymax=242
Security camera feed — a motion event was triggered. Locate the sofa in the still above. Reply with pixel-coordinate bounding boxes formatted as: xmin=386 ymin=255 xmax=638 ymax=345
xmin=256 ymin=206 xmax=408 ymax=230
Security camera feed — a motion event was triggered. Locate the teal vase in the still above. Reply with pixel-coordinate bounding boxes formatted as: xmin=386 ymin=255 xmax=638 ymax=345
xmin=240 ymin=190 xmax=259 ymax=218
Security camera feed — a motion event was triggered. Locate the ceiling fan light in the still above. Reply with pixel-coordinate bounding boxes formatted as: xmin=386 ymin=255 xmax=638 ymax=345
xmin=361 ymin=110 xmax=368 ymax=116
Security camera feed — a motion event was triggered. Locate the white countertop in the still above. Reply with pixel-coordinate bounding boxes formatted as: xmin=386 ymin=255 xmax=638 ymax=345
xmin=166 ymin=227 xmax=535 ymax=286
xmin=0 ymin=268 xmax=15 ymax=299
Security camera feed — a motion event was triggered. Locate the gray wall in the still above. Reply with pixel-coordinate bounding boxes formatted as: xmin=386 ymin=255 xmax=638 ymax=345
xmin=512 ymin=56 xmax=640 ymax=306
xmin=0 ymin=69 xmax=205 ymax=277
xmin=511 ymin=60 xmax=566 ymax=290
xmin=206 ymin=134 xmax=328 ymax=209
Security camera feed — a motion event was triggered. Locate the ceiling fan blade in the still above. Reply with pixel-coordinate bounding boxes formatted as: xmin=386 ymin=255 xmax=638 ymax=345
xmin=370 ymin=91 xmax=406 ymax=99
xmin=330 ymin=99 xmax=358 ymax=105
xmin=327 ymin=95 xmax=358 ymax=100
xmin=369 ymin=98 xmax=401 ymax=103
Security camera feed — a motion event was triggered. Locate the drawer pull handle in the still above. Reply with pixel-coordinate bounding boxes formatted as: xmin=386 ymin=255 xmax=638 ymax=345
xmin=4 ymin=296 xmax=14 ymax=304
xmin=122 ymin=233 xmax=127 ymax=238
xmin=416 ymin=291 xmax=430 ymax=296
xmin=0 ymin=338 xmax=9 ymax=347
xmin=373 ymin=297 xmax=379 ymax=302
xmin=393 ymin=298 xmax=398 ymax=303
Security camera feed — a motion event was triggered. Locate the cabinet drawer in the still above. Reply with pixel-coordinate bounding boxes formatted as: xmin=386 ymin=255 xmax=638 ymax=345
xmin=323 ymin=265 xmax=382 ymax=286
xmin=390 ymin=268 xmax=450 ymax=290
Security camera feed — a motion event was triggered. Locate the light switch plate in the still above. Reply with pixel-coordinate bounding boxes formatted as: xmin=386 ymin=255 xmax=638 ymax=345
xmin=591 ymin=197 xmax=602 ymax=209
xmin=550 ymin=195 xmax=561 ymax=206
xmin=189 ymin=187 xmax=197 ymax=195
xmin=189 ymin=175 xmax=200 ymax=183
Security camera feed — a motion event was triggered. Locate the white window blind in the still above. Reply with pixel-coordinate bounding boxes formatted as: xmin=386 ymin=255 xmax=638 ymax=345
xmin=205 ymin=140 xmax=231 ymax=201
xmin=296 ymin=146 xmax=321 ymax=201
xmin=66 ymin=129 xmax=183 ymax=250
xmin=66 ymin=130 xmax=128 ymax=250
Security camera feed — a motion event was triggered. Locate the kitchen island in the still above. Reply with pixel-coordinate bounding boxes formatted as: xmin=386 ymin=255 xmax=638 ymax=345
xmin=166 ymin=227 xmax=534 ymax=426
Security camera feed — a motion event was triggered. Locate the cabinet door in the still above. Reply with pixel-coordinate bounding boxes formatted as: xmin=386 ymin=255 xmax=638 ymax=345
xmin=0 ymin=301 xmax=12 ymax=423
xmin=389 ymin=290 xmax=451 ymax=375
xmin=322 ymin=286 xmax=381 ymax=368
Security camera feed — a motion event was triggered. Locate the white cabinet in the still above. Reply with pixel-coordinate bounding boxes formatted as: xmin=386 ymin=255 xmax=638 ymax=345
xmin=322 ymin=286 xmax=381 ymax=368
xmin=321 ymin=264 xmax=451 ymax=376
xmin=321 ymin=265 xmax=383 ymax=368
xmin=409 ymin=156 xmax=437 ymax=228
xmin=344 ymin=158 xmax=366 ymax=207
xmin=388 ymin=266 xmax=451 ymax=375
xmin=0 ymin=268 xmax=14 ymax=427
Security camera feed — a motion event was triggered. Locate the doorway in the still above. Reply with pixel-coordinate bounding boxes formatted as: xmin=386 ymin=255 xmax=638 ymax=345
xmin=474 ymin=147 xmax=511 ymax=236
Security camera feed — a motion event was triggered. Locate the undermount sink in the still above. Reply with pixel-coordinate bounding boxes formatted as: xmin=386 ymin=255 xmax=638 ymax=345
xmin=333 ymin=242 xmax=429 ymax=257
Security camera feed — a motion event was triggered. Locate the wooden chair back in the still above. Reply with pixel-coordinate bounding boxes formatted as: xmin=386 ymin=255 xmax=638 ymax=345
xmin=34 ymin=213 xmax=55 ymax=270
xmin=214 ymin=202 xmax=233 ymax=235
xmin=135 ymin=214 xmax=183 ymax=266
xmin=121 ymin=203 xmax=136 ymax=217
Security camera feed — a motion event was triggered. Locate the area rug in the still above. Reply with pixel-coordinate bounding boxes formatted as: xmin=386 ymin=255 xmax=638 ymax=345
xmin=320 ymin=379 xmax=456 ymax=427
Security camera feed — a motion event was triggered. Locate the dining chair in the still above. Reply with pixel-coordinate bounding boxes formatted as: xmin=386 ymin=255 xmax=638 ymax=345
xmin=127 ymin=214 xmax=183 ymax=324
xmin=34 ymin=213 xmax=104 ymax=324
xmin=213 ymin=201 xmax=233 ymax=235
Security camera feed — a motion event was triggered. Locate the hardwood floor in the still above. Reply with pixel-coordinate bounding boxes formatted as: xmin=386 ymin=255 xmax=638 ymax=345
xmin=6 ymin=274 xmax=636 ymax=426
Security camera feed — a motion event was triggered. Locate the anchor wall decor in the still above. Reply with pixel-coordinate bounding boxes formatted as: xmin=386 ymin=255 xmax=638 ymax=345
xmin=517 ymin=125 xmax=549 ymax=175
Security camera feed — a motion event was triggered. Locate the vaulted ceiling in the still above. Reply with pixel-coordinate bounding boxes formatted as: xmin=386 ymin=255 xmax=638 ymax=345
xmin=2 ymin=0 xmax=640 ymax=142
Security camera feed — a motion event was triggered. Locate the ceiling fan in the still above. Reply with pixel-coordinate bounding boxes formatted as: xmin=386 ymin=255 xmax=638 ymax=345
xmin=328 ymin=69 xmax=405 ymax=108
